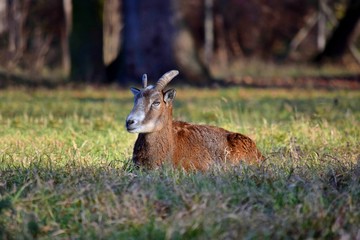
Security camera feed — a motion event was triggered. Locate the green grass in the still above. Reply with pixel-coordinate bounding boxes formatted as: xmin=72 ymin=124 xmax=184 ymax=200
xmin=0 ymin=87 xmax=359 ymax=239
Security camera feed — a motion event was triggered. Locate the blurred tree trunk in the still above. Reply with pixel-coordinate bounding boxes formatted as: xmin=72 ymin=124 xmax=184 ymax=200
xmin=103 ymin=0 xmax=121 ymax=66
xmin=7 ymin=0 xmax=30 ymax=56
xmin=108 ymin=0 xmax=211 ymax=85
xmin=69 ymin=0 xmax=105 ymax=83
xmin=204 ymin=0 xmax=214 ymax=66
xmin=0 ymin=1 xmax=7 ymax=34
xmin=61 ymin=0 xmax=71 ymax=74
xmin=317 ymin=0 xmax=326 ymax=51
xmin=314 ymin=0 xmax=360 ymax=62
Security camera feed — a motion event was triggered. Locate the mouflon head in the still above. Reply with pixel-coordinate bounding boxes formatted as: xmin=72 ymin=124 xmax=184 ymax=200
xmin=126 ymin=70 xmax=179 ymax=133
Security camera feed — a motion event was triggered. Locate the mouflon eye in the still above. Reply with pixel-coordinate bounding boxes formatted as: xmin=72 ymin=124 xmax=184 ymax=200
xmin=152 ymin=101 xmax=160 ymax=107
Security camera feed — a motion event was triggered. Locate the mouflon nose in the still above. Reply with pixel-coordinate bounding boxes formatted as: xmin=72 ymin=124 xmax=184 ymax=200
xmin=126 ymin=118 xmax=136 ymax=128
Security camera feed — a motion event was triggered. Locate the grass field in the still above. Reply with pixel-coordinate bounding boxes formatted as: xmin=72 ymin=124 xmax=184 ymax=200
xmin=0 ymin=87 xmax=359 ymax=239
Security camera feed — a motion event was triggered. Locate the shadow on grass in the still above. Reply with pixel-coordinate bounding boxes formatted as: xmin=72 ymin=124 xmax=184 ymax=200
xmin=1 ymin=69 xmax=360 ymax=90
xmin=0 ymin=71 xmax=70 ymax=89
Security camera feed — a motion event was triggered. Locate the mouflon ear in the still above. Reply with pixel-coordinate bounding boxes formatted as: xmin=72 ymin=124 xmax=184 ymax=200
xmin=164 ymin=89 xmax=176 ymax=104
xmin=130 ymin=87 xmax=140 ymax=96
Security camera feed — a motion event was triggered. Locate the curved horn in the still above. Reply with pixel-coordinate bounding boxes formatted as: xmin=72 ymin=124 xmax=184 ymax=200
xmin=156 ymin=70 xmax=179 ymax=90
xmin=142 ymin=74 xmax=148 ymax=88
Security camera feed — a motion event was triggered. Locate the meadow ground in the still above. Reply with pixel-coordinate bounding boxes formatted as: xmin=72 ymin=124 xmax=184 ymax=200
xmin=0 ymin=87 xmax=359 ymax=239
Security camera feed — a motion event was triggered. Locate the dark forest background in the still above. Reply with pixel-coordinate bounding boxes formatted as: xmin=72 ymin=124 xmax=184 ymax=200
xmin=0 ymin=0 xmax=359 ymax=87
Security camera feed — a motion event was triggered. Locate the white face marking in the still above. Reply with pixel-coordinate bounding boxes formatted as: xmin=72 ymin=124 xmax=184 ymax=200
xmin=128 ymin=121 xmax=156 ymax=133
xmin=126 ymin=97 xmax=145 ymax=132
xmin=126 ymin=111 xmax=145 ymax=126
